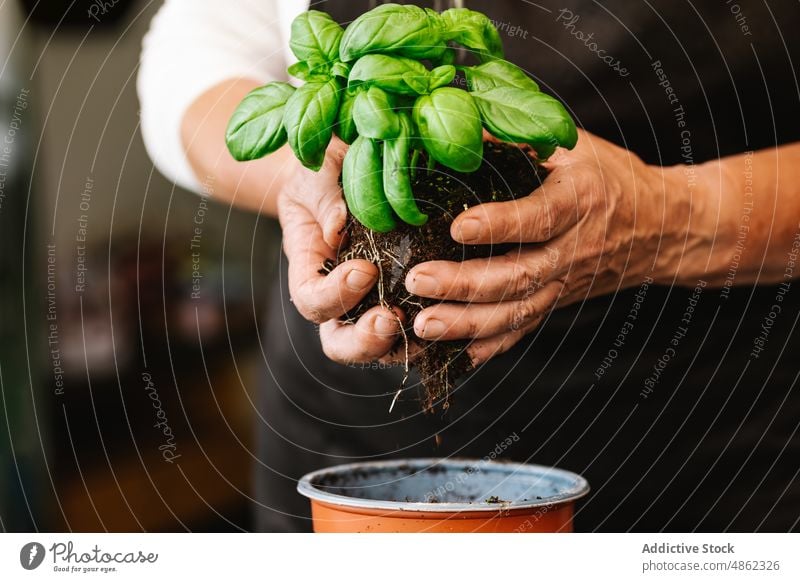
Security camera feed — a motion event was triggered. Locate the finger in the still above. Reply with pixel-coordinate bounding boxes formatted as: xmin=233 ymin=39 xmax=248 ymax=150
xmin=466 ymin=326 xmax=532 ymax=367
xmin=376 ymin=340 xmax=424 ymax=366
xmin=542 ymin=128 xmax=605 ymax=168
xmin=413 ymin=280 xmax=562 ymax=341
xmin=451 ymin=173 xmax=580 ymax=245
xmin=481 ymin=129 xmax=502 ymax=143
xmin=308 ymin=140 xmax=349 ymax=248
xmin=465 ymin=288 xmax=560 ymax=365
xmin=317 ymin=187 xmax=348 ymax=249
xmin=319 ymin=306 xmax=404 ymax=364
xmin=283 ymin=202 xmax=377 ymax=323
xmin=406 ymin=246 xmax=561 ymax=303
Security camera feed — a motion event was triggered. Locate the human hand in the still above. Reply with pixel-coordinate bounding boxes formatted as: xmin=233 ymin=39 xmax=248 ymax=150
xmin=406 ymin=130 xmax=710 ymax=365
xmin=278 ymin=139 xmax=404 ymax=364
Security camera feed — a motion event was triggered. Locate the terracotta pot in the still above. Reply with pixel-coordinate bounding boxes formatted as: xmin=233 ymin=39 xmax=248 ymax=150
xmin=297 ymin=458 xmax=589 ymax=533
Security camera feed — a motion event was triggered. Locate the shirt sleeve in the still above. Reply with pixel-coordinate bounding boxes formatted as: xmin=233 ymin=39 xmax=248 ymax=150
xmin=137 ymin=0 xmax=293 ymax=193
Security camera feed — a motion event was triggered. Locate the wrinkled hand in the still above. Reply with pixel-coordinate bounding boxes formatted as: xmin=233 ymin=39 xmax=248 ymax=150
xmin=278 ymin=139 xmax=404 ymax=364
xmin=406 ymin=129 xmax=699 ymax=366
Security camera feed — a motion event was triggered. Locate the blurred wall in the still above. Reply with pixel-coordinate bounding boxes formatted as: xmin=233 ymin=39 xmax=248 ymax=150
xmin=1 ymin=0 xmax=279 ymax=531
xmin=0 ymin=0 xmax=42 ymax=532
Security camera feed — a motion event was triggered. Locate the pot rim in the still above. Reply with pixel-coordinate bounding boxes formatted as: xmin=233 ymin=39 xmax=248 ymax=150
xmin=297 ymin=457 xmax=590 ymax=513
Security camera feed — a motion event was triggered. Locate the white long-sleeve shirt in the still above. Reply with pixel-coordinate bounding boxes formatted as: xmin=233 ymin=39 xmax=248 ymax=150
xmin=137 ymin=0 xmax=311 ymax=193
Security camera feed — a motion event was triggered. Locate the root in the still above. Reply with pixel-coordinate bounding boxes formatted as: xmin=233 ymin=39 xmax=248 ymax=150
xmin=398 ymin=295 xmax=425 ymax=310
xmin=335 ymin=142 xmax=545 ymax=414
xmin=388 ymin=318 xmax=410 ymax=413
xmin=364 ymin=229 xmax=385 ymax=306
xmin=358 ymin=227 xmax=412 ymax=413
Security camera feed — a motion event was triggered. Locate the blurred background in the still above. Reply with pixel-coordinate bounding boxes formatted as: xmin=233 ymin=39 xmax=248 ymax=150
xmin=0 ymin=0 xmax=279 ymax=531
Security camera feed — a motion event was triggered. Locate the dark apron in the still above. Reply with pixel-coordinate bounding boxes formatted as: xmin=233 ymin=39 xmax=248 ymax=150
xmin=255 ymin=0 xmax=800 ymax=532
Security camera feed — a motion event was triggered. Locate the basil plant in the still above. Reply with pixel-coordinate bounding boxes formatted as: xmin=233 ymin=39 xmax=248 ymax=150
xmin=225 ymin=3 xmax=577 ymax=233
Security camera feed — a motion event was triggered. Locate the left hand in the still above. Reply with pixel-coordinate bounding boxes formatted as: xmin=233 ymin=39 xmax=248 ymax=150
xmin=405 ymin=129 xmax=712 ymax=365
xmin=278 ymin=139 xmax=406 ymax=365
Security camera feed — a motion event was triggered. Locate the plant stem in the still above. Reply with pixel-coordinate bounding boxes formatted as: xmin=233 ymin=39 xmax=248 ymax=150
xmin=409 ymin=148 xmax=420 ymax=178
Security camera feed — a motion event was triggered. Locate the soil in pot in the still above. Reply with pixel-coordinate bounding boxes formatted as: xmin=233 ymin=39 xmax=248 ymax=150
xmin=297 ymin=458 xmax=589 ymax=533
xmin=331 ymin=142 xmax=546 ymax=412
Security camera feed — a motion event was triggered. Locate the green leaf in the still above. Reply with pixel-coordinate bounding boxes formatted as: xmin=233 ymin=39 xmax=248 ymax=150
xmin=412 ymin=87 xmax=483 ymax=173
xmin=463 ymin=59 xmax=539 ymax=92
xmin=428 ymin=65 xmax=456 ymax=90
xmin=342 ymin=135 xmax=396 ymax=232
xmin=353 ymin=86 xmax=401 ymax=140
xmin=349 ymin=54 xmax=430 ymax=95
xmin=283 ymin=79 xmax=341 ymax=171
xmin=287 ymin=59 xmax=331 ymax=82
xmin=384 ymin=113 xmax=427 ymax=226
xmin=330 ymin=61 xmax=351 ymax=79
xmin=441 ymin=8 xmax=504 ymax=62
xmin=225 ymin=82 xmax=295 ymax=161
xmin=402 ymin=71 xmax=429 ymax=95
xmin=437 ymin=47 xmax=457 ymax=67
xmin=472 ymin=87 xmax=578 ymax=158
xmin=289 ymin=10 xmax=343 ymax=62
xmin=339 ymin=4 xmax=446 ymax=62
xmin=335 ymin=87 xmax=359 ymax=144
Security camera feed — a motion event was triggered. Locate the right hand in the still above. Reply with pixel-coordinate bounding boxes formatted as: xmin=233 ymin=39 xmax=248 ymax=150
xmin=277 ymin=139 xmax=405 ymax=364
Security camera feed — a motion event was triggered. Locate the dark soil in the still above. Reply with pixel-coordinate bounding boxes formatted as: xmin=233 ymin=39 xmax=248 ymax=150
xmin=334 ymin=142 xmax=546 ymax=412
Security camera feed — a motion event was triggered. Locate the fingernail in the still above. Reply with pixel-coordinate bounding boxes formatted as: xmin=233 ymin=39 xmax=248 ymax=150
xmin=456 ymin=218 xmax=482 ymax=242
xmin=346 ymin=268 xmax=374 ymax=291
xmin=375 ymin=314 xmax=397 ymax=335
xmin=408 ymin=273 xmax=439 ymax=296
xmin=420 ymin=318 xmax=446 ymax=338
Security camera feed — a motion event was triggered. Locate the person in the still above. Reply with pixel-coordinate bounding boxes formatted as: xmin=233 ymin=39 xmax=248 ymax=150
xmin=138 ymin=0 xmax=800 ymax=532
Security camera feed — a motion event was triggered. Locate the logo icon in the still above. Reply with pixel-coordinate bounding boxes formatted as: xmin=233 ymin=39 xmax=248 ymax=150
xmin=20 ymin=542 xmax=45 ymax=570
